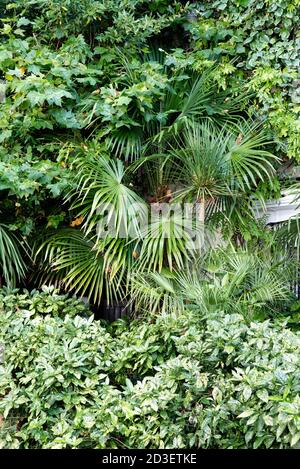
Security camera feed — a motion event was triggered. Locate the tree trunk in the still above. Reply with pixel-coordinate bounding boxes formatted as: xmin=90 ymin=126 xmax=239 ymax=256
xmin=198 ymin=196 xmax=205 ymax=224
xmin=195 ymin=196 xmax=206 ymax=251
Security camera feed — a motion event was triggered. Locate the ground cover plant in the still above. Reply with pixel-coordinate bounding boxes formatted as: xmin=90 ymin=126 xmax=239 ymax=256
xmin=1 ymin=291 xmax=300 ymax=449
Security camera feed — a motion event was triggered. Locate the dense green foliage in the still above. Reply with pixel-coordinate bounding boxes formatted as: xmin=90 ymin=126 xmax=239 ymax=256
xmin=187 ymin=0 xmax=300 ymax=158
xmin=130 ymin=245 xmax=294 ymax=319
xmin=1 ymin=291 xmax=300 ymax=449
xmin=1 ymin=0 xmax=300 ymax=451
xmin=0 ymin=0 xmax=299 ymax=296
xmin=0 ymin=285 xmax=90 ymax=318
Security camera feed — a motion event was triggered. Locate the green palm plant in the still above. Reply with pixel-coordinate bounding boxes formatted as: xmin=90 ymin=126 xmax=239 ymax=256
xmin=35 ymin=151 xmax=147 ymax=304
xmin=206 ymin=247 xmax=293 ymax=311
xmin=35 ymin=229 xmax=135 ymax=304
xmin=129 ymin=269 xmax=183 ymax=316
xmin=0 ymin=224 xmax=27 ymax=288
xmin=67 ymin=152 xmax=148 ymax=240
xmin=130 ymin=246 xmax=292 ymax=318
xmin=155 ymin=70 xmax=247 ymax=145
xmin=37 ymin=149 xmax=208 ymax=302
xmin=81 ymin=64 xmax=249 ymax=161
xmin=169 ymin=120 xmax=278 ymax=224
xmin=35 ymin=116 xmax=280 ymax=307
xmin=36 ymin=229 xmax=105 ymax=304
xmin=35 ymin=81 xmax=280 ymax=310
xmin=134 ymin=208 xmax=206 ymax=273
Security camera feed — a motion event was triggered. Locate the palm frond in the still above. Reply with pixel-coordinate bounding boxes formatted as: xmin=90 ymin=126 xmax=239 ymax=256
xmin=129 ymin=245 xmax=293 ymax=317
xmin=129 ymin=269 xmax=184 ymax=315
xmin=0 ymin=224 xmax=27 ymax=288
xmin=106 ymin=126 xmax=144 ymax=162
xmin=135 ymin=207 xmax=207 ymax=272
xmin=35 ymin=229 xmax=136 ymax=305
xmin=68 ymin=153 xmax=148 ymax=241
xmin=156 ymin=69 xmax=250 ymax=142
xmin=228 ymin=120 xmax=278 ymax=191
xmin=167 ymin=121 xmax=277 ymax=227
xmin=35 ymin=229 xmax=105 ymax=305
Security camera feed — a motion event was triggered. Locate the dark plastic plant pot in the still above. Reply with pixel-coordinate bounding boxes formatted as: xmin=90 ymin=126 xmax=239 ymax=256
xmin=101 ymin=300 xmax=132 ymax=322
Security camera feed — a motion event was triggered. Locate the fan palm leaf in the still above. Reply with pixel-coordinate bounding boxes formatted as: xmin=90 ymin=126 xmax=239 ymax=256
xmin=129 ymin=269 xmax=184 ymax=315
xmin=135 ymin=207 xmax=211 ymax=272
xmin=170 ymin=121 xmax=278 ymax=223
xmin=35 ymin=229 xmax=136 ymax=305
xmin=129 ymin=246 xmax=292 ymax=317
xmin=35 ymin=229 xmax=105 ymax=305
xmin=68 ymin=153 xmax=148 ymax=241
